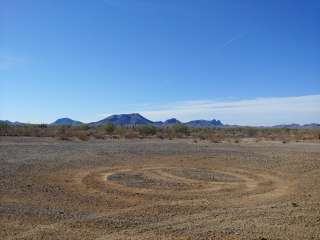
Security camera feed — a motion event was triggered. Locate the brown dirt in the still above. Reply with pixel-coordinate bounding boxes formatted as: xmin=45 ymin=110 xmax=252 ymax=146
xmin=1 ymin=137 xmax=320 ymax=239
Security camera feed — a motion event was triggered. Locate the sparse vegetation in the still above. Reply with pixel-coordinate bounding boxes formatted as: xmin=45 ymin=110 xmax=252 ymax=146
xmin=104 ymin=123 xmax=115 ymax=134
xmin=137 ymin=125 xmax=157 ymax=136
xmin=172 ymin=124 xmax=190 ymax=136
xmin=0 ymin=124 xmax=320 ymax=143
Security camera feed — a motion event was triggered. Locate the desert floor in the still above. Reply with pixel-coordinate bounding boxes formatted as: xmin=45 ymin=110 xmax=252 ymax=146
xmin=1 ymin=137 xmax=320 ymax=239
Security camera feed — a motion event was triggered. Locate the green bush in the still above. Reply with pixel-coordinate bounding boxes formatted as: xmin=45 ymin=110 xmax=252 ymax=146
xmin=104 ymin=124 xmax=115 ymax=134
xmin=137 ymin=125 xmax=157 ymax=136
xmin=114 ymin=126 xmax=126 ymax=136
xmin=0 ymin=123 xmax=10 ymax=130
xmin=78 ymin=124 xmax=90 ymax=131
xmin=0 ymin=123 xmax=10 ymax=135
xmin=172 ymin=124 xmax=190 ymax=135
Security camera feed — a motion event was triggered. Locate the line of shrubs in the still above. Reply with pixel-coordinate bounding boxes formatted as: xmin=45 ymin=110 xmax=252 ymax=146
xmin=1 ymin=123 xmax=320 ymax=143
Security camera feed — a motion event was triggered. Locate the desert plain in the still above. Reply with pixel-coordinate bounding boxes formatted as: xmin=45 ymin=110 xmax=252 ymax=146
xmin=1 ymin=137 xmax=320 ymax=239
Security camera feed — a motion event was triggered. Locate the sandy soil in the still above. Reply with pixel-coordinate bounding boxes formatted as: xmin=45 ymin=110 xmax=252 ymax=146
xmin=1 ymin=137 xmax=320 ymax=239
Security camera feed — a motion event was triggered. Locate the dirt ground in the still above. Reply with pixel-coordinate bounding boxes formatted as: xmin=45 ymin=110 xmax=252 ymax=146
xmin=1 ymin=137 xmax=320 ymax=240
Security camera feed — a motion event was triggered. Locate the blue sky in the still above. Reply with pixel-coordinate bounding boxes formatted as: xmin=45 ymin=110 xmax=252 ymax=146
xmin=1 ymin=0 xmax=319 ymax=125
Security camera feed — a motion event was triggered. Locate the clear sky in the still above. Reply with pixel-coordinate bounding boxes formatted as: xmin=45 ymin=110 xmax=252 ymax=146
xmin=1 ymin=0 xmax=319 ymax=125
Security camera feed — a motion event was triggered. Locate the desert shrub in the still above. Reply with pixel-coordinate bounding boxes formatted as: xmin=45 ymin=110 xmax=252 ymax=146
xmin=246 ymin=127 xmax=258 ymax=138
xmin=137 ymin=125 xmax=157 ymax=136
xmin=0 ymin=123 xmax=10 ymax=135
xmin=114 ymin=126 xmax=126 ymax=137
xmin=124 ymin=130 xmax=140 ymax=139
xmin=56 ymin=126 xmax=71 ymax=140
xmin=172 ymin=124 xmax=190 ymax=136
xmin=0 ymin=123 xmax=9 ymax=129
xmin=157 ymin=133 xmax=165 ymax=139
xmin=209 ymin=134 xmax=223 ymax=143
xmin=58 ymin=126 xmax=68 ymax=135
xmin=0 ymin=123 xmax=10 ymax=130
xmin=104 ymin=124 xmax=115 ymax=134
xmin=74 ymin=131 xmax=90 ymax=141
xmin=21 ymin=125 xmax=34 ymax=137
xmin=195 ymin=129 xmax=210 ymax=140
xmin=91 ymin=132 xmax=105 ymax=139
xmin=77 ymin=124 xmax=90 ymax=131
xmin=111 ymin=135 xmax=120 ymax=139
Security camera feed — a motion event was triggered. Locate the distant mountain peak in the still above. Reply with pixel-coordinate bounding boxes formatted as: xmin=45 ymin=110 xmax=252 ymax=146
xmin=90 ymin=113 xmax=153 ymax=126
xmin=164 ymin=118 xmax=181 ymax=125
xmin=51 ymin=118 xmax=82 ymax=126
xmin=185 ymin=119 xmax=223 ymax=127
xmin=0 ymin=120 xmax=25 ymax=126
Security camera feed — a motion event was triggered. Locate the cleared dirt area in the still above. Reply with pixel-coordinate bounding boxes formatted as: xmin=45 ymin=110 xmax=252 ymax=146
xmin=1 ymin=137 xmax=320 ymax=239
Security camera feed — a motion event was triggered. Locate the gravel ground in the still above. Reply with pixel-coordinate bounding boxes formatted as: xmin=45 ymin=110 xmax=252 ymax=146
xmin=1 ymin=137 xmax=320 ymax=239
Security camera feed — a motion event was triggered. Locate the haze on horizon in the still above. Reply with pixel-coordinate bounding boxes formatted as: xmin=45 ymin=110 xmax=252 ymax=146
xmin=1 ymin=0 xmax=319 ymax=125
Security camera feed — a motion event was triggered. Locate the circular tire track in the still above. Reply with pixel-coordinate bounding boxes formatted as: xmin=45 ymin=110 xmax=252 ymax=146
xmin=82 ymin=166 xmax=291 ymax=203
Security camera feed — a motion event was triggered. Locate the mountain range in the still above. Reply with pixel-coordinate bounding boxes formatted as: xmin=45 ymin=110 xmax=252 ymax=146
xmin=0 ymin=120 xmax=25 ymax=126
xmin=87 ymin=114 xmax=223 ymax=127
xmin=0 ymin=114 xmax=224 ymax=128
xmin=88 ymin=113 xmax=223 ymax=127
xmin=1 ymin=114 xmax=320 ymax=128
xmin=272 ymin=123 xmax=320 ymax=129
xmin=185 ymin=119 xmax=223 ymax=127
